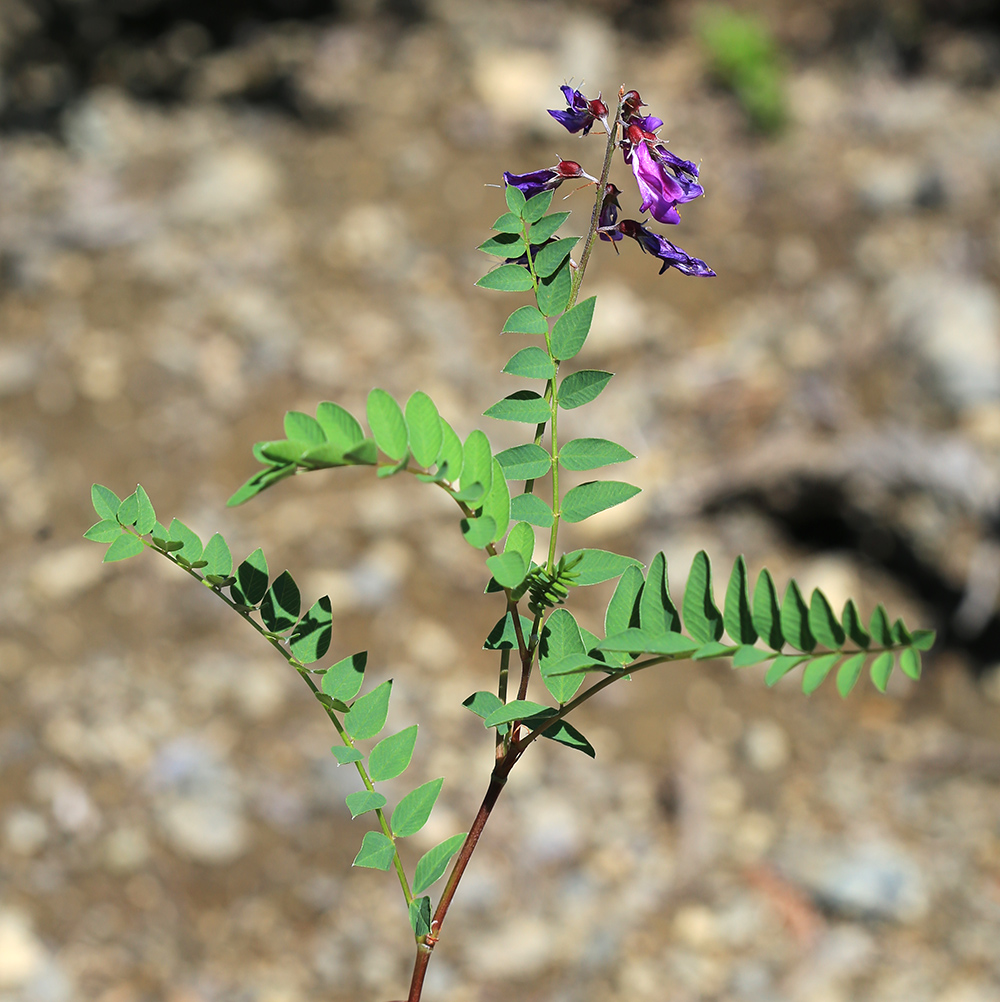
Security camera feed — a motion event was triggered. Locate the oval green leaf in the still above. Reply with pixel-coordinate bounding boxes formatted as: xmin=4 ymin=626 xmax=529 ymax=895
xmin=559 ymin=437 xmax=634 ymax=471
xmin=405 ymin=391 xmax=442 ymax=468
xmin=476 ymin=264 xmax=534 ymax=292
xmin=484 ymin=391 xmax=551 ymax=424
xmin=412 ymin=833 xmax=468 ymax=895
xmin=368 ymin=725 xmax=419 ymax=782
xmin=502 ymin=305 xmax=548 ymax=335
xmin=367 ymin=388 xmax=408 ymax=461
xmin=561 ymin=481 xmax=640 ymax=523
xmin=391 ymin=778 xmax=444 ymax=838
xmin=344 ymin=679 xmax=392 ymax=740
xmin=496 ymin=443 xmax=551 ymax=481
xmin=503 ymin=347 xmax=555 ymax=380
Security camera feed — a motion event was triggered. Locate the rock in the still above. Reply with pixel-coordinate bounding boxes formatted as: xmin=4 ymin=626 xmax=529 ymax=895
xmin=0 ymin=910 xmax=46 ymax=988
xmin=4 ymin=808 xmax=48 ymax=855
xmin=171 ymin=146 xmax=281 ymax=225
xmin=885 ymin=272 xmax=1000 ymax=411
xmin=0 ymin=346 xmax=39 ymax=397
xmin=742 ymin=719 xmax=790 ymax=771
xmin=28 ymin=545 xmax=105 ymax=602
xmin=103 ymin=826 xmax=151 ymax=872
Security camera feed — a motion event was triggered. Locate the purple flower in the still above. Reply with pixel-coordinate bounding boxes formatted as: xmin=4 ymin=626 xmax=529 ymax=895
xmin=617 ymin=219 xmax=715 ymax=277
xmin=627 ymin=125 xmax=704 ymax=226
xmin=503 ymin=160 xmax=598 ymax=200
xmin=634 ymin=114 xmax=664 ymax=132
xmin=548 ymin=85 xmax=609 ymax=136
xmin=598 ymin=183 xmax=623 ymax=242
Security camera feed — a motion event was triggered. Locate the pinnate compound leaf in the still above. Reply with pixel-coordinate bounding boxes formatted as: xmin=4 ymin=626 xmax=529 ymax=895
xmin=640 ymin=552 xmax=681 ymax=634
xmin=558 ymin=370 xmax=613 ymax=410
xmin=486 ymin=551 xmax=527 ymax=590
xmin=461 ymin=430 xmax=493 ymax=498
xmin=353 ymin=830 xmax=395 ymax=870
xmin=732 ymin=645 xmax=772 ymax=667
xmin=529 ymin=211 xmax=570 ymax=244
xmin=724 ymin=556 xmax=758 ymax=645
xmin=85 ymin=519 xmax=122 ymax=543
xmin=522 ymin=189 xmax=553 ymax=222
xmin=493 ymin=211 xmax=522 ymax=233
xmin=496 ymin=444 xmax=551 ymax=481
xmin=460 ymin=515 xmax=496 ymax=549
xmin=413 ymin=833 xmax=467 ymax=895
xmin=232 ymin=548 xmax=268 ymax=606
xmin=836 ymin=652 xmax=867 ymax=697
xmin=368 ymin=725 xmax=418 ymax=782
xmin=802 ymin=652 xmax=840 ymax=694
xmin=561 ymin=481 xmax=640 ymax=523
xmin=483 ymin=700 xmax=551 ymax=728
xmin=533 ymin=237 xmax=579 ymax=278
xmin=562 ymin=548 xmax=642 ymax=586
xmin=405 ymin=392 xmax=442 ymax=468
xmin=285 ymin=411 xmax=325 ymax=445
xmin=536 ymin=260 xmax=572 ymax=317
xmin=484 ymin=391 xmax=551 ymax=424
xmin=781 ymin=580 xmax=815 ymax=652
xmin=505 ymin=184 xmax=526 ymax=216
xmin=409 ymin=896 xmax=433 ymax=938
xmin=683 ymin=550 xmax=725 ymax=644
xmin=503 ymin=347 xmax=555 ymax=379
xmin=870 ymin=650 xmax=894 ymax=692
xmin=367 ymin=389 xmax=408 ymax=461
xmin=117 ymin=490 xmax=139 ymax=527
xmin=134 ymin=485 xmax=156 ymax=535
xmin=510 ymin=492 xmax=554 ymax=527
xmin=900 ymin=647 xmax=922 ymax=680
xmin=606 ymin=564 xmax=644 ymax=637
xmin=322 ymin=651 xmax=367 ymax=702
xmin=841 ymin=599 xmax=870 ymax=649
xmin=550 ymin=296 xmax=595 ymax=361
xmin=290 ymin=595 xmax=333 ymax=664
xmin=202 ymin=533 xmax=233 ymax=578
xmin=559 ymin=437 xmax=634 ymax=471
xmin=260 ymin=570 xmax=301 ymax=633
xmin=765 ymin=654 xmax=809 ymax=687
xmin=476 ymin=264 xmax=534 ymax=292
xmin=505 ymin=521 xmax=535 ymax=567
xmin=391 ymin=778 xmax=444 ymax=838
xmin=502 ymin=306 xmax=549 ymax=335
xmin=316 ymin=401 xmax=364 ymax=449
xmin=753 ymin=569 xmax=784 ymax=649
xmin=330 ymin=746 xmax=364 ymax=765
xmin=869 ymin=605 xmax=894 ymax=647
xmin=344 ymin=679 xmax=392 ymax=740
xmin=809 ymin=589 xmax=845 ymax=649
xmin=345 ymin=790 xmax=386 ymax=818
xmin=479 ymin=458 xmax=510 ymax=542
xmin=103 ymin=533 xmax=144 ymax=562
xmin=92 ymin=484 xmax=122 ymax=520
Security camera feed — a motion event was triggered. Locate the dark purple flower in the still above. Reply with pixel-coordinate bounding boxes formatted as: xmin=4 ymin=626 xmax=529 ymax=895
xmin=503 ymin=160 xmax=598 ymax=200
xmin=617 ymin=219 xmax=715 ymax=277
xmin=626 ymin=125 xmax=704 ymax=226
xmin=634 ymin=114 xmax=664 ymax=132
xmin=547 ymin=85 xmax=610 ymax=137
xmin=598 ymin=183 xmax=623 ymax=242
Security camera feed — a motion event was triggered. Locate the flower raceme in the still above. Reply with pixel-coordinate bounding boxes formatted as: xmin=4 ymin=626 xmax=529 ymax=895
xmin=505 ymin=85 xmax=714 ymax=278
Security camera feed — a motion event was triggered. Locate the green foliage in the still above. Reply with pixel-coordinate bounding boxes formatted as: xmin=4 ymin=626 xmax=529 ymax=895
xmin=409 ymin=896 xmax=433 ymax=938
xmin=502 ymin=306 xmax=548 ymax=335
xmin=413 ymin=833 xmax=467 ymax=895
xmin=536 ymin=261 xmax=573 ymax=316
xmin=345 ymin=679 xmax=393 ymax=740
xmin=290 ymin=596 xmax=333 ymax=663
xmin=353 ymin=830 xmax=396 ymax=870
xmin=391 ymin=778 xmax=444 ymax=838
xmin=503 ymin=347 xmax=555 ymax=380
xmin=559 ymin=438 xmax=634 ymax=471
xmin=346 ymin=790 xmax=387 ymax=818
xmin=323 ymin=652 xmax=367 ymax=702
xmin=538 ymin=609 xmax=587 ymax=703
xmin=476 ymin=264 xmax=534 ymax=292
xmin=369 ymin=726 xmax=419 ymax=782
xmin=484 ymin=391 xmax=551 ymax=424
xmin=561 ymin=481 xmax=640 ymax=523
xmin=559 ymin=370 xmax=613 ymax=410
xmin=509 ymin=493 xmax=554 ymax=527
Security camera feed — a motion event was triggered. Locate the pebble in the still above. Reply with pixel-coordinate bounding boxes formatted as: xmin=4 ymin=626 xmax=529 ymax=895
xmin=27 ymin=545 xmax=105 ymax=603
xmin=4 ymin=808 xmax=48 ymax=855
xmin=171 ymin=146 xmax=282 ymax=225
xmin=0 ymin=910 xmax=46 ymax=988
xmin=742 ymin=719 xmax=790 ymax=771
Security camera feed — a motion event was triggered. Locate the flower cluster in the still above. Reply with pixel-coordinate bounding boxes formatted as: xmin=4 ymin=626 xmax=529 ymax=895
xmin=502 ymin=85 xmax=714 ymax=278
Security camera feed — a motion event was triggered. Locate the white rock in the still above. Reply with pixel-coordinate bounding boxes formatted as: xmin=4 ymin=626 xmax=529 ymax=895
xmin=28 ymin=544 xmax=106 ymax=602
xmin=4 ymin=809 xmax=48 ymax=855
xmin=172 ymin=146 xmax=281 ymax=224
xmin=0 ymin=910 xmax=46 ymax=989
xmin=743 ymin=719 xmax=790 ymax=771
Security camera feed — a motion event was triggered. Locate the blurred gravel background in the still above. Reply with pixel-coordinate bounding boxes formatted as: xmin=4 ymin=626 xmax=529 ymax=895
xmin=2 ymin=1 xmax=1000 ymax=1000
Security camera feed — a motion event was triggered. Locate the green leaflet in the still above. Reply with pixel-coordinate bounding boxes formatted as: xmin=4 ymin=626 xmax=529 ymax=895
xmin=765 ymin=654 xmax=809 ymax=686
xmin=682 ymin=550 xmax=725 ymax=644
xmin=558 ymin=437 xmax=634 ymax=471
xmin=476 ymin=264 xmax=534 ymax=292
xmin=484 ymin=391 xmax=551 ymax=424
xmin=84 ymin=519 xmax=122 ymax=543
xmin=346 ymin=790 xmax=387 ymax=818
xmin=478 ymin=232 xmax=524 ymax=257
xmin=505 ymin=184 xmax=526 ymax=215
xmin=117 ymin=489 xmax=139 ymax=527
xmin=344 ymin=679 xmax=392 ymax=740
xmin=405 ymin=392 xmax=442 ymax=468
xmin=503 ymin=347 xmax=555 ymax=380
xmin=202 ymin=533 xmax=233 ymax=578
xmin=534 ymin=237 xmax=579 ymax=278
xmin=640 ymin=553 xmax=681 ymax=634
xmin=168 ymin=518 xmax=203 ymax=564
xmin=753 ymin=569 xmax=784 ymax=649
xmin=522 ymin=189 xmax=553 ymax=222
xmin=550 ymin=297 xmax=596 ymax=361
xmin=492 ymin=211 xmax=521 ymax=233
xmin=436 ymin=417 xmax=463 ymax=481
xmin=134 ymin=485 xmax=156 ymax=535
xmin=261 ymin=570 xmax=301 ymax=633
xmin=605 ymin=564 xmax=644 ymax=637
xmin=227 ymin=464 xmax=296 ymax=507
xmin=259 ymin=440 xmax=308 ymax=464
xmin=290 ymin=596 xmax=333 ymax=664
xmin=483 ymin=700 xmax=551 ymax=728
xmin=504 ymin=521 xmax=535 ymax=568
xmin=597 ymin=629 xmax=698 ymax=657
xmin=693 ymin=641 xmax=733 ymax=661
xmin=836 ymin=652 xmax=867 ymax=697
xmin=899 ymin=647 xmax=921 ymax=680
xmin=869 ymin=605 xmax=894 ymax=647
xmin=316 ymin=401 xmax=364 ymax=449
xmin=322 ymin=651 xmax=367 ymax=702
xmin=560 ymin=481 xmax=640 ymax=523
xmin=409 ymin=897 xmax=432 ymax=938
xmin=801 ymin=652 xmax=840 ymax=695
xmin=724 ymin=556 xmax=758 ymax=645
xmin=558 ymin=370 xmax=613 ymax=410
xmin=561 ymin=548 xmax=642 ymax=586
xmin=92 ymin=484 xmax=122 ymax=520
xmin=870 ymin=651 xmax=894 ymax=693
xmin=369 ymin=725 xmax=418 ymax=782
xmin=536 ymin=260 xmax=572 ymax=317
xmin=496 ymin=444 xmax=551 ymax=481
xmin=509 ymin=492 xmax=554 ymax=527
xmin=391 ymin=778 xmax=444 ymax=838
xmin=103 ymin=533 xmax=144 ymax=562
xmin=732 ymin=645 xmax=772 ymax=667
xmin=809 ymin=589 xmax=845 ymax=649
xmin=501 ymin=306 xmax=548 ymax=335
xmin=528 ymin=211 xmax=570 ymax=244
xmin=232 ymin=548 xmax=268 ymax=606
xmin=285 ymin=410 xmax=325 ymax=445
xmin=412 ymin=833 xmax=468 ymax=895
xmin=535 ymin=717 xmax=595 ymax=758
xmin=485 ymin=551 xmax=527 ymax=589
xmin=367 ymin=389 xmax=408 ymax=461
xmin=538 ymin=609 xmax=586 ymax=703
xmin=479 ymin=458 xmax=510 ymax=542
xmin=781 ymin=581 xmax=815 ymax=652
xmin=460 ymin=430 xmax=493 ymax=499
xmin=462 ymin=690 xmax=504 ymax=719
xmin=330 ymin=746 xmax=364 ymax=765
xmin=460 ymin=515 xmax=496 ymax=549
xmin=353 ymin=830 xmax=395 ymax=870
